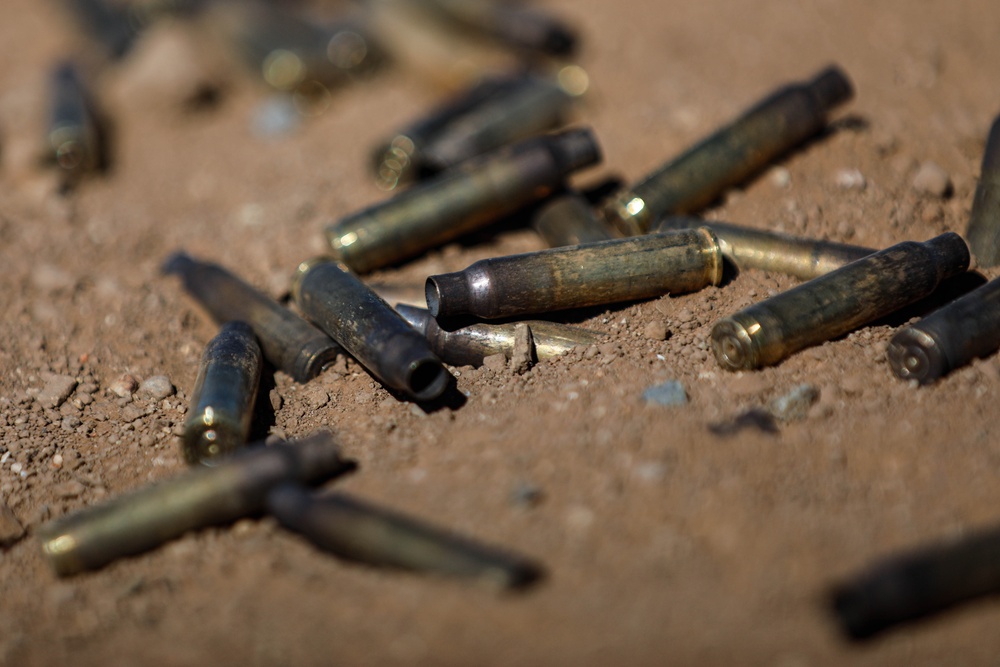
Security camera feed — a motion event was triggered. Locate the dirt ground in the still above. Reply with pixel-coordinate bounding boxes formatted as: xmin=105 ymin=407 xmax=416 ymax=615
xmin=3 ymin=0 xmax=1000 ymax=664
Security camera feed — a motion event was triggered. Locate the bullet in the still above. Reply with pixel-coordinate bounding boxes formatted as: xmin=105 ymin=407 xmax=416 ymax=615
xmin=710 ymin=233 xmax=971 ymax=372
xmin=427 ymin=227 xmax=722 ymax=320
xmin=38 ymin=432 xmax=353 ymax=577
xmin=532 ymin=191 xmax=617 ymax=248
xmin=47 ymin=62 xmax=102 ymax=184
xmin=830 ymin=524 xmax=1000 ymax=640
xmin=965 ymin=116 xmax=1000 ymax=267
xmin=424 ymin=0 xmax=577 ymax=56
xmin=887 ymin=276 xmax=1000 ymax=384
xmin=292 ymin=258 xmax=450 ymax=401
xmin=163 ymin=252 xmax=343 ymax=383
xmin=328 ymin=127 xmax=602 ymax=273
xmin=603 ymin=66 xmax=854 ymax=236
xmin=267 ymin=484 xmax=543 ymax=589
xmin=654 ymin=216 xmax=874 ymax=280
xmin=183 ymin=321 xmax=263 ymax=465
xmin=395 ymin=304 xmax=604 ymax=367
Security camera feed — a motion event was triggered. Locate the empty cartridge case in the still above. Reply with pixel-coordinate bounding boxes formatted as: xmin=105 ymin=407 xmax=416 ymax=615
xmin=267 ymin=484 xmax=543 ymax=588
xmin=965 ymin=116 xmax=1000 ymax=267
xmin=163 ymin=252 xmax=342 ymax=383
xmin=655 ymin=216 xmax=874 ymax=280
xmin=426 ymin=227 xmax=722 ymax=319
xmin=887 ymin=276 xmax=1000 ymax=384
xmin=183 ymin=321 xmax=263 ymax=465
xmin=38 ymin=432 xmax=352 ymax=576
xmin=47 ymin=62 xmax=101 ymax=182
xmin=424 ymin=0 xmax=576 ymax=56
xmin=603 ymin=66 xmax=854 ymax=236
xmin=292 ymin=258 xmax=450 ymax=401
xmin=367 ymin=281 xmax=429 ymax=309
xmin=395 ymin=304 xmax=604 ymax=367
xmin=831 ymin=524 xmax=1000 ymax=640
xmin=532 ymin=191 xmax=616 ymax=248
xmin=327 ymin=127 xmax=602 ymax=273
xmin=710 ymin=233 xmax=971 ymax=372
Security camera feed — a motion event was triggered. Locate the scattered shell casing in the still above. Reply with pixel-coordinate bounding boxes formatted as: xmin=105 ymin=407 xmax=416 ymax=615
xmin=421 ymin=0 xmax=576 ymax=56
xmin=47 ymin=62 xmax=102 ymax=183
xmin=965 ymin=115 xmax=1000 ymax=267
xmin=532 ymin=191 xmax=617 ymax=248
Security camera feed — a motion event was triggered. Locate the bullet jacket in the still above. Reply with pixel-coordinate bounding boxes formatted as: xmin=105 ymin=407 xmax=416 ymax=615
xmin=48 ymin=62 xmax=102 ymax=183
xmin=965 ymin=116 xmax=1000 ymax=267
xmin=292 ymin=258 xmax=449 ymax=401
xmin=604 ymin=66 xmax=854 ymax=235
xmin=426 ymin=227 xmax=722 ymax=320
xmin=711 ymin=233 xmax=971 ymax=371
xmin=328 ymin=127 xmax=602 ymax=273
xmin=533 ymin=191 xmax=616 ymax=248
xmin=38 ymin=433 xmax=353 ymax=577
xmin=163 ymin=252 xmax=343 ymax=383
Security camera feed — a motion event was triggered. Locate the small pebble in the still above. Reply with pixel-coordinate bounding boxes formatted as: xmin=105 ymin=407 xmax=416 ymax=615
xmin=511 ymin=324 xmax=536 ymax=375
xmin=269 ymin=389 xmax=283 ymax=412
xmin=109 ymin=374 xmax=139 ymax=398
xmin=37 ymin=373 xmax=78 ymax=409
xmin=643 ymin=320 xmax=670 ymax=341
xmin=482 ymin=353 xmax=507 ymax=373
xmin=510 ymin=482 xmax=544 ymax=508
xmin=835 ymin=168 xmax=866 ymax=190
xmin=140 ymin=375 xmax=175 ymax=400
xmin=642 ymin=380 xmax=688 ymax=407
xmin=911 ymin=161 xmax=952 ymax=198
xmin=770 ymin=166 xmax=791 ymax=188
xmin=768 ymin=384 xmax=820 ymax=422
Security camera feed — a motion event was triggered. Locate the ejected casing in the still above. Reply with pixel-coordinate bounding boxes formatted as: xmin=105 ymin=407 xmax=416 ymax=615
xmin=38 ymin=433 xmax=352 ymax=576
xmin=163 ymin=252 xmax=342 ymax=383
xmin=183 ymin=321 xmax=262 ymax=465
xmin=48 ymin=62 xmax=101 ymax=182
xmin=965 ymin=116 xmax=1000 ymax=267
xmin=603 ymin=66 xmax=854 ymax=236
xmin=426 ymin=227 xmax=723 ymax=320
xmin=532 ymin=191 xmax=616 ymax=248
xmin=655 ymin=216 xmax=874 ymax=280
xmin=710 ymin=233 xmax=971 ymax=372
xmin=831 ymin=524 xmax=1000 ymax=640
xmin=267 ymin=484 xmax=543 ymax=588
xmin=292 ymin=258 xmax=449 ymax=401
xmin=395 ymin=304 xmax=604 ymax=367
xmin=424 ymin=0 xmax=576 ymax=56
xmin=327 ymin=127 xmax=602 ymax=273
xmin=887 ymin=276 xmax=1000 ymax=384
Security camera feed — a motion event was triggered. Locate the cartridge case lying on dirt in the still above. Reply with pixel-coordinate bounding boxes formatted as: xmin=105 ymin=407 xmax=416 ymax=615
xmin=423 ymin=0 xmax=576 ymax=56
xmin=887 ymin=276 xmax=1000 ymax=384
xmin=163 ymin=252 xmax=342 ymax=383
xmin=395 ymin=304 xmax=604 ymax=367
xmin=267 ymin=484 xmax=543 ymax=588
xmin=183 ymin=321 xmax=262 ymax=465
xmin=532 ymin=191 xmax=616 ymax=248
xmin=292 ymin=258 xmax=449 ymax=401
xmin=603 ymin=66 xmax=854 ymax=235
xmin=327 ymin=127 xmax=602 ymax=273
xmin=426 ymin=228 xmax=722 ymax=319
xmin=38 ymin=433 xmax=352 ymax=576
xmin=710 ymin=233 xmax=971 ymax=372
xmin=965 ymin=116 xmax=1000 ymax=267
xmin=654 ymin=216 xmax=874 ymax=280
xmin=48 ymin=62 xmax=102 ymax=183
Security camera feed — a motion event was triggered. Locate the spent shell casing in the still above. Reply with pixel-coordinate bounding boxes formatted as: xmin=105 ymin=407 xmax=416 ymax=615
xmin=327 ymin=127 xmax=602 ymax=273
xmin=367 ymin=281 xmax=429 ymax=309
xmin=603 ymin=66 xmax=854 ymax=235
xmin=38 ymin=432 xmax=352 ymax=577
xmin=965 ymin=116 xmax=1000 ymax=267
xmin=655 ymin=216 xmax=874 ymax=280
xmin=426 ymin=227 xmax=722 ymax=320
xmin=887 ymin=276 xmax=1000 ymax=384
xmin=48 ymin=62 xmax=101 ymax=182
xmin=424 ymin=0 xmax=576 ymax=56
xmin=710 ymin=233 xmax=971 ymax=372
xmin=267 ymin=484 xmax=543 ymax=588
xmin=395 ymin=304 xmax=605 ymax=367
xmin=830 ymin=524 xmax=1000 ymax=640
xmin=292 ymin=258 xmax=450 ymax=401
xmin=163 ymin=252 xmax=342 ymax=383
xmin=183 ymin=321 xmax=263 ymax=465
xmin=532 ymin=191 xmax=617 ymax=248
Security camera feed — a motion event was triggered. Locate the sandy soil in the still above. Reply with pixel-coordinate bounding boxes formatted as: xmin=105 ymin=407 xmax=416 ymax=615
xmin=3 ymin=0 xmax=1000 ymax=664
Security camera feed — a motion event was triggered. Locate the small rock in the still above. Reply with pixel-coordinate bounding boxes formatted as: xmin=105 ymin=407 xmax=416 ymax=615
xmin=676 ymin=309 xmax=695 ymax=323
xmin=643 ymin=320 xmax=670 ymax=341
xmin=32 ymin=264 xmax=77 ymax=293
xmin=37 ymin=373 xmax=78 ymax=408
xmin=0 ymin=501 xmax=25 ymax=546
xmin=109 ymin=374 xmax=139 ymax=398
xmin=269 ymin=389 xmax=283 ymax=412
xmin=643 ymin=380 xmax=688 ymax=407
xmin=482 ymin=353 xmax=507 ymax=373
xmin=308 ymin=389 xmax=331 ymax=409
xmin=598 ymin=342 xmax=619 ymax=357
xmin=510 ymin=482 xmax=544 ymax=508
xmin=768 ymin=384 xmax=820 ymax=422
xmin=835 ymin=168 xmax=866 ymax=190
xmin=61 ymin=416 xmax=82 ymax=431
xmin=511 ymin=324 xmax=536 ymax=375
xmin=911 ymin=162 xmax=952 ymax=198
xmin=769 ymin=166 xmax=791 ymax=189
xmin=121 ymin=404 xmax=145 ymax=423
xmin=139 ymin=375 xmax=175 ymax=400
xmin=52 ymin=480 xmax=87 ymax=499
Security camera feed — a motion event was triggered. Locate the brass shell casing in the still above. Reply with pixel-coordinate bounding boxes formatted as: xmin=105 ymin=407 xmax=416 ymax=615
xmin=532 ymin=192 xmax=617 ymax=248
xmin=48 ymin=62 xmax=101 ymax=182
xmin=965 ymin=116 xmax=1000 ymax=267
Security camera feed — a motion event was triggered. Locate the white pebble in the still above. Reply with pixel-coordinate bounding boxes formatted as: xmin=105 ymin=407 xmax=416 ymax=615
xmin=835 ymin=168 xmax=866 ymax=190
xmin=912 ymin=162 xmax=952 ymax=197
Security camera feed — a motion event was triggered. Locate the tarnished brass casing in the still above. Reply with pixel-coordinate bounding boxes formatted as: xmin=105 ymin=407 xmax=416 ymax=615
xmin=422 ymin=0 xmax=576 ymax=55
xmin=48 ymin=62 xmax=101 ymax=183
xmin=965 ymin=116 xmax=1000 ymax=267
xmin=532 ymin=192 xmax=616 ymax=248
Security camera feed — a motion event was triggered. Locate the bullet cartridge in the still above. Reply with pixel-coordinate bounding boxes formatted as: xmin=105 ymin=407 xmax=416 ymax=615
xmin=532 ymin=191 xmax=617 ymax=248
xmin=965 ymin=116 xmax=1000 ymax=267
xmin=38 ymin=432 xmax=352 ymax=577
xmin=47 ymin=62 xmax=102 ymax=183
xmin=292 ymin=258 xmax=450 ymax=401
xmin=367 ymin=281 xmax=429 ymax=309
xmin=887 ymin=276 xmax=1000 ymax=384
xmin=710 ymin=233 xmax=971 ymax=372
xmin=183 ymin=321 xmax=263 ymax=465
xmin=603 ymin=66 xmax=854 ymax=236
xmin=423 ymin=0 xmax=576 ymax=56
xmin=395 ymin=304 xmax=604 ymax=367
xmin=163 ymin=252 xmax=342 ymax=383
xmin=426 ymin=227 xmax=722 ymax=320
xmin=267 ymin=484 xmax=543 ymax=588
xmin=327 ymin=127 xmax=602 ymax=273
xmin=830 ymin=524 xmax=1000 ymax=640
xmin=655 ymin=216 xmax=874 ymax=280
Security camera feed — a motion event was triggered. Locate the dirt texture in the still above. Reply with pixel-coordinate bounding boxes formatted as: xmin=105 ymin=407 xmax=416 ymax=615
xmin=3 ymin=0 xmax=1000 ymax=665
